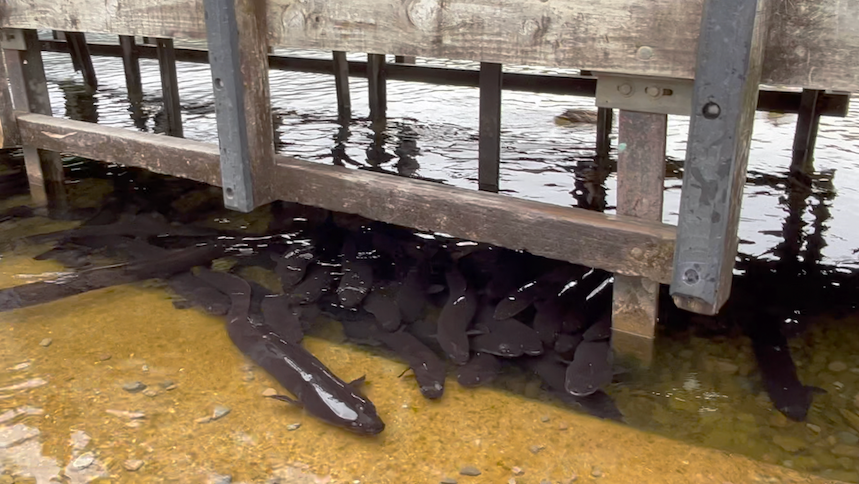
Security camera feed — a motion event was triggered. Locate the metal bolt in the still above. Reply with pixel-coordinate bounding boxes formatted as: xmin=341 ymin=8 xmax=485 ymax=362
xmin=617 ymin=83 xmax=633 ymax=96
xmin=636 ymin=46 xmax=654 ymax=60
xmin=702 ymin=102 xmax=721 ymax=119
xmin=644 ymin=86 xmax=661 ymax=98
xmin=682 ymin=268 xmax=700 ymax=285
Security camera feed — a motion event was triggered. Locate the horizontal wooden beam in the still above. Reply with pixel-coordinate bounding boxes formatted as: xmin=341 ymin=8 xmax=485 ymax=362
xmin=4 ymin=0 xmax=858 ymax=92
xmin=36 ymin=40 xmax=853 ymax=117
xmin=16 ymin=113 xmax=677 ymax=283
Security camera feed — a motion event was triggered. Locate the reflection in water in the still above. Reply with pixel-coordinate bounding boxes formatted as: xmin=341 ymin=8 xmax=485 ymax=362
xmin=57 ymin=80 xmax=98 ymax=124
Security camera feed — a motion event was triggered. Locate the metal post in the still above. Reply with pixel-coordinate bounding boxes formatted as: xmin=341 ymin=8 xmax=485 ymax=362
xmin=611 ymin=110 xmax=667 ymax=366
xmin=333 ymin=51 xmax=351 ymax=124
xmin=156 ymin=38 xmax=183 ymax=138
xmin=367 ymin=54 xmax=386 ymax=124
xmin=478 ymin=62 xmax=502 ymax=192
xmin=204 ymin=0 xmax=276 ymax=211
xmin=670 ymin=0 xmax=770 ymax=315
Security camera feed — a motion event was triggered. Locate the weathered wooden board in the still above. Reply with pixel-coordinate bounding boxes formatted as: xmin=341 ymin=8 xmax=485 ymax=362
xmin=17 ymin=112 xmax=677 ymax=283
xmin=2 ymin=0 xmax=857 ymax=91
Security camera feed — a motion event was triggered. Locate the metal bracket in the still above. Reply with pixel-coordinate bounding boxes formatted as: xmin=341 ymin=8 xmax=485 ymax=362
xmin=204 ymin=0 xmax=255 ymax=212
xmin=0 ymin=29 xmax=26 ymax=51
xmin=594 ymin=73 xmax=692 ymax=116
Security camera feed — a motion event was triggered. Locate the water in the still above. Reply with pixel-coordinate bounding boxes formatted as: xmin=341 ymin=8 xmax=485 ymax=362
xmin=0 ymin=32 xmax=857 ymax=483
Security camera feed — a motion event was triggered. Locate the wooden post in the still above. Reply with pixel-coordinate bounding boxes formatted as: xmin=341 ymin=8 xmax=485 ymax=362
xmin=611 ymin=111 xmax=667 ymax=366
xmin=333 ymin=51 xmax=351 ymax=124
xmin=367 ymin=53 xmax=386 ymax=124
xmin=203 ymin=0 xmax=276 ymax=211
xmin=63 ymin=32 xmax=97 ymax=92
xmin=791 ymin=88 xmax=823 ymax=175
xmin=0 ymin=49 xmax=19 ymax=148
xmin=478 ymin=62 xmax=502 ymax=192
xmin=155 ymin=38 xmax=183 ymax=138
xmin=394 ymin=55 xmax=416 ymax=64
xmin=595 ymin=108 xmax=613 ymax=160
xmin=2 ymin=29 xmax=67 ymax=212
xmin=119 ymin=35 xmax=143 ymax=104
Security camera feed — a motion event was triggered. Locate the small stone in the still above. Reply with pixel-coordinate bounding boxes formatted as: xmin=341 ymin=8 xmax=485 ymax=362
xmin=806 ymin=423 xmax=821 ymax=433
xmin=241 ymin=363 xmax=254 ymax=372
xmin=158 ymin=380 xmax=174 ymax=389
xmin=126 ymin=421 xmax=143 ymax=428
xmin=143 ymin=389 xmax=158 ymax=398
xmin=0 ymin=424 xmax=40 ymax=448
xmin=122 ymin=381 xmax=146 ymax=393
xmin=508 ymin=479 xmax=517 ymax=484
xmin=8 ymin=361 xmax=30 ymax=371
xmin=829 ymin=361 xmax=848 ymax=372
xmin=440 ymin=479 xmax=457 ymax=484
xmin=459 ymin=466 xmax=481 ymax=476
xmin=769 ymin=412 xmax=790 ymax=428
xmin=39 ymin=338 xmax=52 ymax=347
xmin=98 ymin=354 xmax=112 ymax=361
xmin=591 ymin=466 xmax=603 ymax=478
xmin=262 ymin=388 xmax=278 ymax=397
xmin=511 ymin=466 xmax=524 ymax=476
xmin=195 ymin=416 xmax=213 ymax=424
xmin=287 ymin=423 xmax=301 ymax=431
xmin=558 ymin=422 xmax=569 ymax=431
xmin=124 ymin=460 xmax=144 ymax=471
xmin=773 ymin=434 xmax=806 ymax=452
xmin=242 ymin=372 xmax=255 ymax=382
xmin=561 ymin=473 xmax=578 ymax=484
xmin=164 ymin=384 xmax=177 ymax=391
xmin=208 ymin=474 xmax=232 ymax=484
xmin=540 ymin=415 xmax=550 ymax=423
xmin=106 ymin=409 xmax=146 ymax=420
xmin=72 ymin=452 xmax=95 ymax=470
xmin=838 ymin=431 xmax=859 ymax=445
xmin=212 ymin=405 xmax=230 ymax=420
xmin=832 ymin=444 xmax=859 ymax=458
xmin=141 ymin=365 xmax=149 ymax=372
xmin=528 ymin=445 xmax=544 ymax=454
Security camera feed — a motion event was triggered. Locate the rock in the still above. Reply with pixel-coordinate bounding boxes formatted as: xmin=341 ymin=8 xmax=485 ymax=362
xmin=262 ymin=388 xmax=278 ymax=397
xmin=124 ymin=460 xmax=144 ymax=471
xmin=0 ymin=424 xmax=40 ymax=448
xmin=558 ymin=422 xmax=569 ymax=431
xmin=511 ymin=467 xmax=524 ymax=476
xmin=72 ymin=452 xmax=95 ymax=470
xmin=829 ymin=361 xmax=848 ymax=372
xmin=164 ymin=383 xmax=178 ymax=391
xmin=69 ymin=430 xmax=91 ymax=451
xmin=440 ymin=479 xmax=458 ymax=484
xmin=98 ymin=354 xmax=112 ymax=361
xmin=842 ymin=409 xmax=859 ymax=433
xmin=540 ymin=415 xmax=550 ymax=423
xmin=8 ymin=361 xmax=31 ymax=371
xmin=561 ymin=475 xmax=578 ymax=484
xmin=773 ymin=435 xmax=806 ymax=452
xmin=106 ymin=409 xmax=146 ymax=420
xmin=122 ymin=381 xmax=146 ymax=393
xmin=838 ymin=431 xmax=859 ymax=445
xmin=806 ymin=424 xmax=821 ymax=433
xmin=287 ymin=423 xmax=301 ymax=431
xmin=195 ymin=416 xmax=214 ymax=424
xmin=143 ymin=389 xmax=158 ymax=398
xmin=768 ymin=412 xmax=790 ymax=428
xmin=212 ymin=405 xmax=230 ymax=421
xmin=528 ymin=445 xmax=544 ymax=454
xmin=459 ymin=466 xmax=481 ymax=476
xmin=158 ymin=380 xmax=175 ymax=389
xmin=832 ymin=444 xmax=859 ymax=458
xmin=242 ymin=372 xmax=255 ymax=382
xmin=591 ymin=466 xmax=603 ymax=478
xmin=208 ymin=474 xmax=232 ymax=484
xmin=39 ymin=338 xmax=52 ymax=347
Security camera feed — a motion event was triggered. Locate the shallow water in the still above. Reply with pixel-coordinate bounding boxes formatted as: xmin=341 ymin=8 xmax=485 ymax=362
xmin=0 ymin=31 xmax=857 ymax=483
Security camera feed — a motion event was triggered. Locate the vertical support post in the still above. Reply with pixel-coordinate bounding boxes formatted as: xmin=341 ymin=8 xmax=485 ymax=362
xmin=367 ymin=54 xmax=386 ymax=124
xmin=670 ymin=0 xmax=769 ymax=315
xmin=2 ymin=29 xmax=67 ymax=212
xmin=394 ymin=56 xmax=416 ymax=64
xmin=611 ymin=111 xmax=667 ymax=366
xmin=64 ymin=32 xmax=97 ymax=92
xmin=119 ymin=35 xmax=143 ymax=104
xmin=204 ymin=0 xmax=276 ymax=212
xmin=595 ymin=108 xmax=613 ymax=160
xmin=0 ymin=49 xmax=19 ymax=148
xmin=478 ymin=62 xmax=502 ymax=193
xmin=333 ymin=51 xmax=351 ymax=124
xmin=155 ymin=38 xmax=183 ymax=138
xmin=791 ymin=88 xmax=823 ymax=175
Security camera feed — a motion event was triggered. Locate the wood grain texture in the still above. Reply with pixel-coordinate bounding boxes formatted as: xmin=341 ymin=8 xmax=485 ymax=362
xmin=17 ymin=112 xmax=677 ymax=283
xmin=2 ymin=0 xmax=857 ymax=90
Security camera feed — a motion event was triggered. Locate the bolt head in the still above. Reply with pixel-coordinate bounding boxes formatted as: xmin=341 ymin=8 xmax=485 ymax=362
xmin=617 ymin=83 xmax=633 ymax=96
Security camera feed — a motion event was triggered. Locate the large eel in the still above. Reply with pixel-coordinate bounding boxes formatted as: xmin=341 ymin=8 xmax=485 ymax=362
xmin=195 ymin=268 xmax=385 ymax=435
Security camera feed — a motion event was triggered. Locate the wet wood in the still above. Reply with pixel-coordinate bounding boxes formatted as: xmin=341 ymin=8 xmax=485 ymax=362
xmin=612 ymin=110 xmax=667 ymax=366
xmin=478 ymin=62 xmax=502 ymax=193
xmin=791 ymin=89 xmax=823 ymax=175
xmin=4 ymin=0 xmax=858 ymax=91
xmin=63 ymin=32 xmax=97 ymax=92
xmin=333 ymin=51 xmax=351 ymax=123
xmin=119 ymin=35 xmax=143 ymax=103
xmin=155 ymin=38 xmax=183 ymax=137
xmin=394 ymin=56 xmax=415 ymax=64
xmin=367 ymin=54 xmax=386 ymax=123
xmin=17 ymin=113 xmax=677 ymax=283
xmin=3 ymin=29 xmax=67 ymax=210
xmin=0 ymin=49 xmax=19 ymax=147
xmin=595 ymin=108 xmax=613 ymax=161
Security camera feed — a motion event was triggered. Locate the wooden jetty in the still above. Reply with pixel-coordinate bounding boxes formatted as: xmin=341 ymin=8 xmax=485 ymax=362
xmin=0 ymin=0 xmax=856 ymax=364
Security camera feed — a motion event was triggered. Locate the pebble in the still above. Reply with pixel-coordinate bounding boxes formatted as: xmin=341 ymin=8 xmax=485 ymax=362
xmin=540 ymin=415 xmax=550 ymax=423
xmin=831 ymin=444 xmax=859 ymax=458
xmin=287 ymin=423 xmax=301 ymax=431
xmin=0 ymin=424 xmax=40 ymax=448
xmin=807 ymin=423 xmax=822 ymax=433
xmin=591 ymin=466 xmax=603 ymax=478
xmin=122 ymin=381 xmax=146 ymax=393
xmin=528 ymin=445 xmax=544 ymax=454
xmin=459 ymin=466 xmax=481 ymax=476
xmin=72 ymin=452 xmax=95 ymax=470
xmin=208 ymin=474 xmax=232 ymax=484
xmin=212 ymin=405 xmax=231 ymax=421
xmin=508 ymin=479 xmax=517 ymax=484
xmin=838 ymin=431 xmax=859 ymax=445
xmin=141 ymin=365 xmax=149 ymax=372
xmin=143 ymin=389 xmax=158 ymax=398
xmin=123 ymin=459 xmax=144 ymax=471
xmin=241 ymin=363 xmax=254 ymax=372
xmin=159 ymin=380 xmax=175 ymax=389
xmin=98 ymin=354 xmax=112 ymax=361
xmin=39 ymin=338 xmax=52 ymax=347
xmin=768 ymin=412 xmax=789 ymax=428
xmin=560 ymin=473 xmax=578 ymax=484
xmin=440 ymin=479 xmax=458 ymax=484
xmin=558 ymin=422 xmax=569 ymax=431
xmin=242 ymin=372 xmax=255 ymax=382
xmin=106 ymin=409 xmax=146 ymax=420
xmin=262 ymin=388 xmax=278 ymax=397
xmin=511 ymin=466 xmax=524 ymax=476
xmin=773 ymin=434 xmax=806 ymax=452
xmin=0 ymin=378 xmax=47 ymax=392
xmin=829 ymin=361 xmax=848 ymax=372
xmin=8 ymin=361 xmax=31 ymax=371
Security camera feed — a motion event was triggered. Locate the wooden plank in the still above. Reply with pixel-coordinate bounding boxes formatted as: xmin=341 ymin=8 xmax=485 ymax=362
xmin=3 ymin=29 xmax=67 ymax=211
xmin=595 ymin=107 xmax=613 ymax=160
xmin=0 ymin=49 xmax=19 ymax=148
xmin=670 ymin=0 xmax=769 ymax=315
xmin=17 ymin=112 xmax=677 ymax=283
xmin=63 ymin=31 xmax=97 ymax=92
xmin=478 ymin=62 xmax=502 ymax=193
xmin=3 ymin=0 xmax=857 ymax=91
xmin=611 ymin=110 xmax=667 ymax=366
xmin=155 ymin=38 xmax=183 ymax=137
xmin=333 ymin=51 xmax=351 ymax=123
xmin=367 ymin=53 xmax=386 ymax=123
xmin=791 ymin=88 xmax=823 ymax=175
xmin=119 ymin=35 xmax=143 ymax=103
